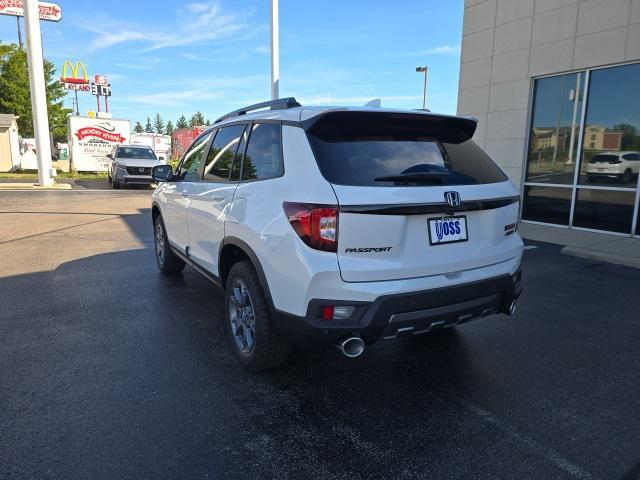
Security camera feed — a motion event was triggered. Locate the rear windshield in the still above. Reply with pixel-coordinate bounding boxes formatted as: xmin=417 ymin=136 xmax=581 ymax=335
xmin=116 ymin=147 xmax=156 ymax=160
xmin=306 ymin=112 xmax=507 ymax=187
xmin=590 ymin=154 xmax=619 ymax=163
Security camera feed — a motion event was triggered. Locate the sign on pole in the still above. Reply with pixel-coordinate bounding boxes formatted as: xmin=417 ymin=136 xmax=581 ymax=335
xmin=0 ymin=1 xmax=62 ymax=22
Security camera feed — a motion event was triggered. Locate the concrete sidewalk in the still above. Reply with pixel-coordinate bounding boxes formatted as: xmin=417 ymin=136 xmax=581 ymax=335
xmin=519 ymin=222 xmax=640 ymax=269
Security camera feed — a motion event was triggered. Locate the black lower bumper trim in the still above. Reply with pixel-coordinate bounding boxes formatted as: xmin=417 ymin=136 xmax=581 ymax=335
xmin=270 ymin=270 xmax=522 ymax=347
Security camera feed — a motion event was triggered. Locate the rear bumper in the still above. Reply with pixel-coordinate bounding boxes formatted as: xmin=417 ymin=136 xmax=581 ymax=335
xmin=271 ymin=269 xmax=522 ymax=347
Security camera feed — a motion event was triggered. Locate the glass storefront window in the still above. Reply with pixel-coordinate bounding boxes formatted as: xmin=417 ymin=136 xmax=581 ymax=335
xmin=578 ymin=63 xmax=640 ymax=188
xmin=521 ymin=186 xmax=572 ymax=225
xmin=523 ymin=62 xmax=640 ymax=236
xmin=525 ymin=72 xmax=585 ymax=185
xmin=573 ymin=189 xmax=636 ymax=233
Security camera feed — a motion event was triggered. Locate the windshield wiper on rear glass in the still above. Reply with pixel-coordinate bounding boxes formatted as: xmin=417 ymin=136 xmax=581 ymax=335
xmin=373 ymin=172 xmax=450 ymax=184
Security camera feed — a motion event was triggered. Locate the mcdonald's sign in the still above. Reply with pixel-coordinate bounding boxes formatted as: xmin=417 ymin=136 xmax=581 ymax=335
xmin=60 ymin=61 xmax=90 ymax=92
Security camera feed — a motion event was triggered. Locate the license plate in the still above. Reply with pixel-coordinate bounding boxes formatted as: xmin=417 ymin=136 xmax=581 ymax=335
xmin=428 ymin=216 xmax=468 ymax=245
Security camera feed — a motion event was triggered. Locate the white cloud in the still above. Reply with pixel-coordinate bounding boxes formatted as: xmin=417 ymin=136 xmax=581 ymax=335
xmin=81 ymin=1 xmax=250 ymax=52
xmin=254 ymin=45 xmax=270 ymax=54
xmin=396 ymin=44 xmax=461 ymax=57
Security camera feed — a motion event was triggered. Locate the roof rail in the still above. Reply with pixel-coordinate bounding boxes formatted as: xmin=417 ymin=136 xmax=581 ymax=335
xmin=214 ymin=97 xmax=302 ymax=124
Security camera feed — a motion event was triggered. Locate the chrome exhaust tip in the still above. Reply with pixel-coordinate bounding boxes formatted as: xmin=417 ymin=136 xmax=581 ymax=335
xmin=335 ymin=336 xmax=365 ymax=358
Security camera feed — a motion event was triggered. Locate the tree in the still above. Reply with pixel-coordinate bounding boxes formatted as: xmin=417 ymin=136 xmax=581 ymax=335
xmin=613 ymin=124 xmax=639 ymax=150
xmin=205 ymin=118 xmax=211 ymax=126
xmin=0 ymin=43 xmax=70 ymax=142
xmin=176 ymin=114 xmax=188 ymax=129
xmin=133 ymin=121 xmax=144 ymax=133
xmin=145 ymin=116 xmax=153 ymax=133
xmin=165 ymin=120 xmax=174 ymax=136
xmin=190 ymin=111 xmax=205 ymax=127
xmin=153 ymin=113 xmax=164 ymax=134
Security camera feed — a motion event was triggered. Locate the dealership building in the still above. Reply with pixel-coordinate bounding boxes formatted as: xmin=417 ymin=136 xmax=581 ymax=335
xmin=457 ymin=0 xmax=640 ymax=237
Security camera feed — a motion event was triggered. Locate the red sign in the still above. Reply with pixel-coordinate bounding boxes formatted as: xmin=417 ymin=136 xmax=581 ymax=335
xmin=75 ymin=127 xmax=126 ymax=143
xmin=0 ymin=1 xmax=62 ymax=21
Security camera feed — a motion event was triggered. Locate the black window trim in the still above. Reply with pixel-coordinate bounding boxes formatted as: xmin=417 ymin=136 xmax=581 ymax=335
xmin=237 ymin=121 xmax=285 ymax=184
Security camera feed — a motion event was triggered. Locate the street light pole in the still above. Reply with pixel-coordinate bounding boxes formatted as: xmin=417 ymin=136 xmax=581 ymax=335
xmin=270 ymin=0 xmax=279 ymax=100
xmin=24 ymin=0 xmax=54 ymax=186
xmin=416 ymin=66 xmax=428 ymax=109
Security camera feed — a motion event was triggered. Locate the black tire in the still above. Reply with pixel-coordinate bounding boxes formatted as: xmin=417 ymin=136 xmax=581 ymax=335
xmin=153 ymin=215 xmax=185 ymax=275
xmin=622 ymin=169 xmax=633 ymax=184
xmin=112 ymin=177 xmax=121 ymax=189
xmin=587 ymin=175 xmax=596 ymax=183
xmin=225 ymin=260 xmax=291 ymax=371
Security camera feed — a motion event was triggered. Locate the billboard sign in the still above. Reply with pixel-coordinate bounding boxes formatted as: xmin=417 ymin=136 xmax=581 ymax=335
xmin=0 ymin=1 xmax=62 ymax=22
xmin=68 ymin=116 xmax=130 ymax=172
xmin=60 ymin=60 xmax=90 ymax=91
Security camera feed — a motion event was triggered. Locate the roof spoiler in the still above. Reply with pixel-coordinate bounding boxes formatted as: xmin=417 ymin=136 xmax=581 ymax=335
xmin=303 ymin=111 xmax=478 ymax=144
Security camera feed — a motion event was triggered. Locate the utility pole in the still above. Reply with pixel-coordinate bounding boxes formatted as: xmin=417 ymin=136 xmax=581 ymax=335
xmin=24 ymin=0 xmax=54 ymax=186
xmin=17 ymin=16 xmax=23 ymax=47
xmin=270 ymin=0 xmax=279 ymax=100
xmin=416 ymin=66 xmax=428 ymax=109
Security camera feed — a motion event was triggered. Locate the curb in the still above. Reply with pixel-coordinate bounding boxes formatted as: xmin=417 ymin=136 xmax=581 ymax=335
xmin=561 ymin=246 xmax=640 ymax=270
xmin=0 ymin=183 xmax=72 ymax=190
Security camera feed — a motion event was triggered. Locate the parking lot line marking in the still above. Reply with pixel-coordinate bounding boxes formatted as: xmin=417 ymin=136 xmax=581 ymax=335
xmin=463 ymin=401 xmax=595 ymax=480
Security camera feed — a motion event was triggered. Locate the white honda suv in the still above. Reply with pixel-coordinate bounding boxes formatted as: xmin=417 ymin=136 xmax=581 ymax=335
xmin=150 ymin=98 xmax=524 ymax=370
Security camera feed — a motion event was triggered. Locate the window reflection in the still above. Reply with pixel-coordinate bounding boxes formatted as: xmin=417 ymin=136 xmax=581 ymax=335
xmin=573 ymin=189 xmax=636 ymax=233
xmin=526 ymin=72 xmax=584 ymax=184
xmin=521 ymin=186 xmax=572 ymax=225
xmin=579 ymin=63 xmax=640 ymax=188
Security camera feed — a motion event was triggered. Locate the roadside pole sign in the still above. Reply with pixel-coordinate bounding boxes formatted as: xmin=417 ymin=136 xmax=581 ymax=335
xmin=0 ymin=1 xmax=62 ymax=22
xmin=91 ymin=74 xmax=112 ymax=113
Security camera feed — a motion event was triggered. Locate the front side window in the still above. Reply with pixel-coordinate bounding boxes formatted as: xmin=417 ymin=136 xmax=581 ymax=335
xmin=203 ymin=124 xmax=246 ymax=182
xmin=241 ymin=123 xmax=283 ymax=181
xmin=178 ymin=132 xmax=212 ymax=182
xmin=116 ymin=146 xmax=157 ymax=160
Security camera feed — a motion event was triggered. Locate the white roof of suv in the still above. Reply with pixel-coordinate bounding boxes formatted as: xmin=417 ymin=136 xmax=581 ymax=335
xmin=212 ymin=97 xmax=473 ymax=128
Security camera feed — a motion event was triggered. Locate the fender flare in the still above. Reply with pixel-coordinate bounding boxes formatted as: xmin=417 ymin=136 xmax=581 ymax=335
xmin=220 ymin=236 xmax=276 ymax=310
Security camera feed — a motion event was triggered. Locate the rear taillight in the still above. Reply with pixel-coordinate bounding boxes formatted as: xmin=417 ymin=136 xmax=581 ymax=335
xmin=283 ymin=202 xmax=339 ymax=252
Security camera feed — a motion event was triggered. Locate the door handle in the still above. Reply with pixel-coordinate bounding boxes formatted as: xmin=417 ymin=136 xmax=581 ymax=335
xmin=211 ymin=194 xmax=226 ymax=202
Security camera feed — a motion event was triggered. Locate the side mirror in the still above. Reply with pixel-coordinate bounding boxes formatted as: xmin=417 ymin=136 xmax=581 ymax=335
xmin=106 ymin=153 xmax=113 ymax=159
xmin=152 ymin=164 xmax=173 ymax=182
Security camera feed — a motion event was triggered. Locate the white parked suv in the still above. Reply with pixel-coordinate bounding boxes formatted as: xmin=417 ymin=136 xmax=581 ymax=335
xmin=150 ymin=98 xmax=524 ymax=370
xmin=586 ymin=151 xmax=640 ymax=184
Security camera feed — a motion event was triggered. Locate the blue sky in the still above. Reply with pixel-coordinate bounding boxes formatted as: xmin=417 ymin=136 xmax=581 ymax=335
xmin=0 ymin=0 xmax=463 ymax=126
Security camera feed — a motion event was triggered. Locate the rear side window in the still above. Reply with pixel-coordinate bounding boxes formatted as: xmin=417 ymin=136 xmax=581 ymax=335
xmin=306 ymin=112 xmax=506 ymax=187
xmin=240 ymin=123 xmax=283 ymax=181
xmin=203 ymin=124 xmax=246 ymax=182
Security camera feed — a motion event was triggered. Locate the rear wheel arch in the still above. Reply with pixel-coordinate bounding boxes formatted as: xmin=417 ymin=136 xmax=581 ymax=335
xmin=219 ymin=238 xmax=274 ymax=308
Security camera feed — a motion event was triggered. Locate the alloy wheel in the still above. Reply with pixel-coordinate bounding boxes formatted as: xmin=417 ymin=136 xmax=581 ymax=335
xmin=155 ymin=222 xmax=165 ymax=267
xmin=228 ymin=278 xmax=256 ymax=354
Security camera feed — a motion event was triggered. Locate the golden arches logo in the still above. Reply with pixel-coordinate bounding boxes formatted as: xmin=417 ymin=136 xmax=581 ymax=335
xmin=60 ymin=61 xmax=89 ymax=85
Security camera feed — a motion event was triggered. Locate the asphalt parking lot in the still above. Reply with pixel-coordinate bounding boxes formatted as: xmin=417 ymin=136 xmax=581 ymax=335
xmin=1 ymin=190 xmax=639 ymax=480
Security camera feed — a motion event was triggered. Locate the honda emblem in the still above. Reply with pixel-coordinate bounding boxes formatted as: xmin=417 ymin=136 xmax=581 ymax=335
xmin=444 ymin=191 xmax=461 ymax=207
